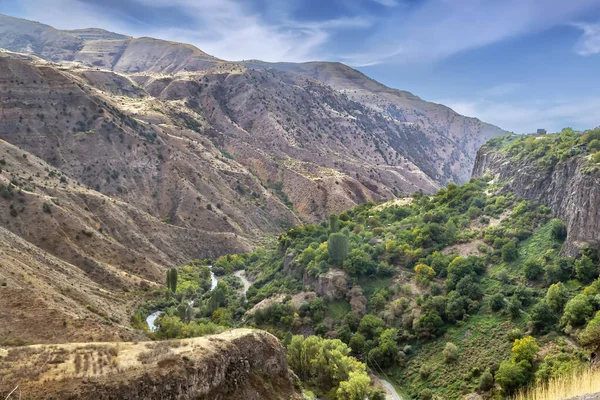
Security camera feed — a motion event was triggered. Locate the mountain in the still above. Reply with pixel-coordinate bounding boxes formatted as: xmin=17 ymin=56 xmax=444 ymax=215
xmin=473 ymin=129 xmax=600 ymax=256
xmin=0 ymin=14 xmax=506 ymax=349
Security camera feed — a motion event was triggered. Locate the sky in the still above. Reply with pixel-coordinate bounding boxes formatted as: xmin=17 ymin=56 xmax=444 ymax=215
xmin=1 ymin=0 xmax=600 ymax=133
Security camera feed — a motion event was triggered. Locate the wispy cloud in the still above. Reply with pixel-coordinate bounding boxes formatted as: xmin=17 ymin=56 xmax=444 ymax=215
xmin=370 ymin=0 xmax=401 ymax=7
xmin=14 ymin=0 xmax=371 ymax=62
xmin=10 ymin=0 xmax=600 ymax=65
xmin=345 ymin=0 xmax=600 ymax=66
xmin=573 ymin=22 xmax=600 ymax=56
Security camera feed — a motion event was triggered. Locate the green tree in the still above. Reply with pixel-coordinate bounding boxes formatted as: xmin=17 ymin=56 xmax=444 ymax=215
xmin=529 ymin=301 xmax=557 ymax=333
xmin=562 ymin=294 xmax=594 ymax=327
xmin=507 ymin=297 xmax=521 ymax=320
xmin=343 ymin=249 xmax=371 ymax=276
xmin=545 ymin=282 xmax=568 ymax=313
xmin=550 ymin=218 xmax=567 ymax=240
xmin=575 ymin=256 xmax=598 ymax=283
xmin=329 ymin=213 xmax=340 ymax=232
xmin=489 ymin=292 xmax=505 ymax=311
xmin=349 ymin=333 xmax=365 ymax=354
xmin=502 ymin=241 xmax=518 ymax=262
xmin=166 ymin=270 xmax=172 ymax=291
xmin=328 ymin=232 xmax=349 ymax=266
xmin=494 ymin=360 xmax=529 ymax=394
xmin=445 ymin=219 xmax=458 ymax=243
xmin=524 ymin=259 xmax=543 ymax=280
xmin=336 ymin=371 xmax=371 ymax=400
xmin=169 ymin=268 xmax=178 ymax=292
xmin=588 ymin=139 xmax=600 ymax=152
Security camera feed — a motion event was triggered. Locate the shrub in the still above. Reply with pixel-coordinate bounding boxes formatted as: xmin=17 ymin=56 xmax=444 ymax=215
xmin=589 ymin=139 xmax=600 ymax=152
xmin=502 ymin=241 xmax=518 ymax=262
xmin=593 ymin=152 xmax=600 ymax=163
xmin=562 ymin=294 xmax=594 ymax=327
xmin=575 ymin=256 xmax=598 ymax=283
xmin=420 ymin=388 xmax=432 ymax=400
xmin=495 ymin=360 xmax=529 ymax=394
xmin=479 ymin=370 xmax=494 ymax=391
xmin=419 ymin=364 xmax=432 ymax=380
xmin=489 ymin=292 xmax=505 ymax=311
xmin=524 ymin=259 xmax=543 ymax=280
xmin=508 ymin=297 xmax=521 ymax=320
xmin=443 ymin=342 xmax=458 ymax=363
xmin=550 ymin=219 xmax=567 ymax=240
xmin=42 ymin=202 xmax=52 ymax=214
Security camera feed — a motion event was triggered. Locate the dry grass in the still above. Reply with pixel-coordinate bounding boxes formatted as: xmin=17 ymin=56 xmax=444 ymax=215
xmin=514 ymin=367 xmax=600 ymax=400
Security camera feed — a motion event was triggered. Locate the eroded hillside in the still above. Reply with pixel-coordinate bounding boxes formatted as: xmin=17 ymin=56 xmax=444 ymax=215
xmin=0 ymin=329 xmax=303 ymax=400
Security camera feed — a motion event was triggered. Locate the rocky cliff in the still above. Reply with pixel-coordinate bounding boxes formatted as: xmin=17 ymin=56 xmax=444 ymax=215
xmin=472 ymin=144 xmax=600 ymax=256
xmin=0 ymin=329 xmax=302 ymax=400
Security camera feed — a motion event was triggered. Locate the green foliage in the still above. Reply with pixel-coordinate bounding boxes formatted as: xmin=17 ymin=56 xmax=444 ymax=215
xmin=494 ymin=337 xmax=539 ymax=394
xmin=328 ymin=232 xmax=349 ymax=266
xmin=550 ymin=218 xmax=567 ymax=240
xmin=479 ymin=370 xmax=494 ymax=391
xmin=545 ymin=282 xmax=568 ymax=313
xmin=489 ymin=293 xmax=505 ymax=311
xmin=502 ymin=240 xmax=518 ymax=262
xmin=287 ymin=335 xmax=370 ymax=397
xmin=575 ymin=256 xmax=598 ymax=283
xmin=524 ymin=259 xmax=543 ymax=280
xmin=562 ymin=293 xmax=594 ymax=327
xmin=329 ymin=214 xmax=340 ymax=233
xmin=443 ymin=342 xmax=458 ymax=363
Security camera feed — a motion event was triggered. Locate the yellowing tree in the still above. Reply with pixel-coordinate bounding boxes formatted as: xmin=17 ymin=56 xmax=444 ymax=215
xmin=414 ymin=263 xmax=436 ymax=286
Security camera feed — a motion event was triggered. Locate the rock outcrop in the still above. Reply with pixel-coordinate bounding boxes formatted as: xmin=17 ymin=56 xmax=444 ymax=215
xmin=0 ymin=329 xmax=302 ymax=400
xmin=472 ymin=145 xmax=600 ymax=256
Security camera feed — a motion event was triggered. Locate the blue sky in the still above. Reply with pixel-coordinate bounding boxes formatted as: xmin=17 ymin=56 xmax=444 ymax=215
xmin=2 ymin=0 xmax=600 ymax=133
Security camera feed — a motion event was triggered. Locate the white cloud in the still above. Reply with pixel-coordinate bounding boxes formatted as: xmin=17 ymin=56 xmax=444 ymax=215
xmin=439 ymin=97 xmax=600 ymax=133
xmin=14 ymin=0 xmax=370 ymax=62
xmin=573 ymin=22 xmax=600 ymax=56
xmin=370 ymin=0 xmax=400 ymax=7
xmin=344 ymin=0 xmax=600 ymax=66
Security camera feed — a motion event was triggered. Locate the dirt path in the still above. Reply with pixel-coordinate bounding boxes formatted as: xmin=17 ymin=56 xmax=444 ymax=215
xmin=234 ymin=270 xmax=251 ymax=296
xmin=373 ymin=377 xmax=403 ymax=400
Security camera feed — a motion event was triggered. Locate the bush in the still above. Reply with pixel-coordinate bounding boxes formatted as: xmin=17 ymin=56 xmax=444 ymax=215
xmin=479 ymin=370 xmax=494 ymax=391
xmin=495 ymin=360 xmax=528 ymax=394
xmin=593 ymin=152 xmax=600 ymax=163
xmin=489 ymin=292 xmax=505 ymax=311
xmin=419 ymin=364 xmax=432 ymax=380
xmin=589 ymin=139 xmax=600 ymax=152
xmin=420 ymin=388 xmax=432 ymax=400
xmin=575 ymin=256 xmax=598 ymax=283
xmin=550 ymin=219 xmax=567 ymax=240
xmin=524 ymin=259 xmax=543 ymax=280
xmin=502 ymin=241 xmax=518 ymax=262
xmin=443 ymin=342 xmax=458 ymax=363
xmin=562 ymin=294 xmax=594 ymax=327
xmin=508 ymin=297 xmax=521 ymax=320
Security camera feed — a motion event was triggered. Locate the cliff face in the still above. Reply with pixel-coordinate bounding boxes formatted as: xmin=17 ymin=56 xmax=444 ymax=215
xmin=472 ymin=146 xmax=600 ymax=256
xmin=0 ymin=329 xmax=302 ymax=400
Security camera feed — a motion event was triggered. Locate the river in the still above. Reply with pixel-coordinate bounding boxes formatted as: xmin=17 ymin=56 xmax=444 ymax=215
xmin=146 ymin=266 xmax=218 ymax=331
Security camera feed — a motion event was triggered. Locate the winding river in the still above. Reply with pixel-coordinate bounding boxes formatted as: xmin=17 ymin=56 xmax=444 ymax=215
xmin=146 ymin=266 xmax=218 ymax=331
